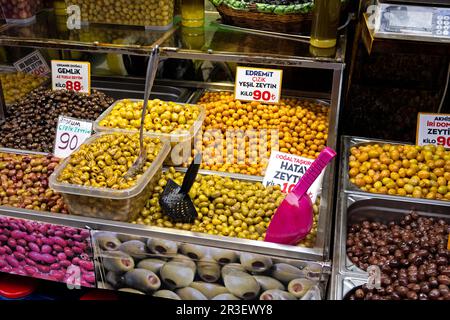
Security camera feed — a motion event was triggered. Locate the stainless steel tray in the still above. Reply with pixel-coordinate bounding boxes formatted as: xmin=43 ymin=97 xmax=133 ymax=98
xmin=335 ymin=193 xmax=450 ymax=278
xmin=340 ymin=135 xmax=450 ymax=205
xmin=159 ymin=167 xmax=325 ymax=255
xmin=91 ymin=79 xmax=191 ymax=102
xmin=329 ymin=273 xmax=367 ymax=300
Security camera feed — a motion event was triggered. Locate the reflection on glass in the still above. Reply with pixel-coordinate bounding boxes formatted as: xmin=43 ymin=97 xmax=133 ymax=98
xmin=309 ymin=45 xmax=336 ymax=58
xmin=181 ymin=0 xmax=204 ymax=27
xmin=181 ymin=26 xmax=205 ymax=50
xmin=310 ymin=0 xmax=341 ymax=48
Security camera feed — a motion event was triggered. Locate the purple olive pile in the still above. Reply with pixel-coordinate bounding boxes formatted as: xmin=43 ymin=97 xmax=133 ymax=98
xmin=346 ymin=212 xmax=450 ymax=300
xmin=0 ymin=216 xmax=95 ymax=287
xmin=0 ymin=152 xmax=68 ymax=213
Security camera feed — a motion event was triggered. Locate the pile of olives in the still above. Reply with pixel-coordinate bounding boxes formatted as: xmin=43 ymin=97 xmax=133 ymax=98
xmin=0 ymin=72 xmax=47 ymax=105
xmin=69 ymin=0 xmax=174 ymax=27
xmin=95 ymin=232 xmax=322 ymax=300
xmin=0 ymin=88 xmax=114 ymax=153
xmin=57 ymin=133 xmax=163 ymax=190
xmin=98 ymin=99 xmax=202 ymax=135
xmin=349 ymin=144 xmax=450 ymax=201
xmin=0 ymin=152 xmax=67 ymax=213
xmin=133 ymin=167 xmax=284 ymax=241
xmin=195 ymin=91 xmax=329 ymax=175
xmin=133 ymin=167 xmax=320 ymax=246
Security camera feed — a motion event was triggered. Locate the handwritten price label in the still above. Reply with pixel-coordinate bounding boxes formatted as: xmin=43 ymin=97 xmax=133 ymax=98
xmin=235 ymin=67 xmax=283 ymax=103
xmin=54 ymin=116 xmax=93 ymax=158
xmin=416 ymin=113 xmax=450 ymax=148
xmin=262 ymin=150 xmax=323 ymax=203
xmin=51 ymin=60 xmax=90 ymax=94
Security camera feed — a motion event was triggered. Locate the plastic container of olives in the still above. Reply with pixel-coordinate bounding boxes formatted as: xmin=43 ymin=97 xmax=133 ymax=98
xmin=65 ymin=0 xmax=175 ymax=29
xmin=49 ymin=132 xmax=171 ymax=222
xmin=94 ymin=99 xmax=205 ymax=165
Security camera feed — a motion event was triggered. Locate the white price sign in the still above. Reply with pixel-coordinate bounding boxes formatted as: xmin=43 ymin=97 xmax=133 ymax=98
xmin=54 ymin=116 xmax=93 ymax=158
xmin=51 ymin=60 xmax=91 ymax=94
xmin=14 ymin=51 xmax=50 ymax=76
xmin=234 ymin=67 xmax=283 ymax=103
xmin=263 ymin=150 xmax=323 ymax=203
xmin=416 ymin=113 xmax=450 ymax=148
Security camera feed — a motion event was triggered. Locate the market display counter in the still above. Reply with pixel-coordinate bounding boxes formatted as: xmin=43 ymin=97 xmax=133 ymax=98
xmin=330 ymin=136 xmax=450 ymax=300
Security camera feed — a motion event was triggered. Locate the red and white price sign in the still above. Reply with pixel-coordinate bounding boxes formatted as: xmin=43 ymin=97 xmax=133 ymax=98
xmin=14 ymin=51 xmax=50 ymax=76
xmin=51 ymin=60 xmax=90 ymax=94
xmin=416 ymin=113 xmax=450 ymax=148
xmin=234 ymin=67 xmax=283 ymax=103
xmin=262 ymin=150 xmax=323 ymax=203
xmin=54 ymin=116 xmax=93 ymax=158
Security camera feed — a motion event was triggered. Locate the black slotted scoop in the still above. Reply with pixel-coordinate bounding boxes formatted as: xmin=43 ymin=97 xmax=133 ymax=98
xmin=159 ymin=154 xmax=202 ymax=223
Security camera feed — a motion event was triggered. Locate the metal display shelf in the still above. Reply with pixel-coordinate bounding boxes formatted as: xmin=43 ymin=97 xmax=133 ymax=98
xmin=329 ymin=135 xmax=450 ymax=299
xmin=0 ymin=9 xmax=346 ymax=269
xmin=0 ymin=10 xmax=346 ymax=68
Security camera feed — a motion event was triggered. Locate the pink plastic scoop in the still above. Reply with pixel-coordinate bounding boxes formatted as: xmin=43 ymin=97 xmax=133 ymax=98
xmin=264 ymin=147 xmax=337 ymax=245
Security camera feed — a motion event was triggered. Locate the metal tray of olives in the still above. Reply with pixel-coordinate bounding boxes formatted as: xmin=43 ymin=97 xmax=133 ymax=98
xmin=328 ymin=273 xmax=367 ymax=300
xmin=93 ymin=99 xmax=206 ymax=143
xmin=92 ymin=231 xmax=329 ymax=300
xmin=341 ymin=135 xmax=450 ymax=204
xmin=334 ymin=193 xmax=450 ymax=278
xmin=167 ymin=167 xmax=324 ymax=251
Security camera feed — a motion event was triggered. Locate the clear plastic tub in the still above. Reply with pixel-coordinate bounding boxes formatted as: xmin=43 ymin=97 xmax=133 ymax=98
xmin=0 ymin=0 xmax=37 ymax=24
xmin=65 ymin=0 xmax=175 ymax=29
xmin=49 ymin=132 xmax=170 ymax=222
xmin=94 ymin=99 xmax=205 ymax=166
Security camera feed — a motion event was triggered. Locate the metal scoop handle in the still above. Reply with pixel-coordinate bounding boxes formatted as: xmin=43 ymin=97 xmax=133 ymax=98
xmin=180 ymin=154 xmax=202 ymax=194
xmin=124 ymin=46 xmax=159 ymax=179
xmin=291 ymin=147 xmax=336 ymax=198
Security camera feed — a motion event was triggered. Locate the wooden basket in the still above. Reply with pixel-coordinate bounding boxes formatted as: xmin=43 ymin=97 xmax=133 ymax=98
xmin=215 ymin=4 xmax=313 ymax=34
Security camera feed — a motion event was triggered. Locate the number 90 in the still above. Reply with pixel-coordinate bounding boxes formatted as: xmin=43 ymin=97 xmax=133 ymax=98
xmin=58 ymin=133 xmax=79 ymax=150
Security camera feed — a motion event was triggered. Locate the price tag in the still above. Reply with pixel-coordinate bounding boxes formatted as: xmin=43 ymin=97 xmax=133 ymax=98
xmin=234 ymin=67 xmax=283 ymax=103
xmin=13 ymin=51 xmax=50 ymax=76
xmin=416 ymin=113 xmax=450 ymax=148
xmin=262 ymin=150 xmax=323 ymax=203
xmin=54 ymin=116 xmax=93 ymax=158
xmin=51 ymin=60 xmax=90 ymax=94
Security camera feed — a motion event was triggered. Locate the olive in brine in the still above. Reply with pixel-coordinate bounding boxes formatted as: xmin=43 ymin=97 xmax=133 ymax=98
xmin=197 ymin=257 xmax=221 ymax=283
xmin=103 ymin=251 xmax=135 ymax=273
xmin=223 ymin=270 xmax=261 ymax=300
xmin=137 ymin=258 xmax=166 ymax=274
xmin=190 ymin=282 xmax=229 ymax=299
xmin=180 ymin=243 xmax=208 ymax=260
xmin=254 ymin=275 xmax=285 ymax=291
xmin=271 ymin=263 xmax=305 ymax=283
xmin=240 ymin=253 xmax=273 ymax=273
xmin=170 ymin=254 xmax=196 ymax=272
xmin=147 ymin=238 xmax=179 ymax=256
xmin=106 ymin=271 xmax=124 ymax=288
xmin=153 ymin=290 xmax=182 ymax=300
xmin=160 ymin=261 xmax=195 ymax=289
xmin=96 ymin=232 xmax=122 ymax=251
xmin=210 ymin=247 xmax=238 ymax=264
xmin=124 ymin=268 xmax=161 ymax=293
xmin=260 ymin=289 xmax=296 ymax=300
xmin=119 ymin=240 xmax=148 ymax=260
xmin=221 ymin=263 xmax=246 ymax=278
xmin=212 ymin=293 xmax=240 ymax=300
xmin=287 ymin=278 xmax=315 ymax=298
xmin=176 ymin=287 xmax=208 ymax=300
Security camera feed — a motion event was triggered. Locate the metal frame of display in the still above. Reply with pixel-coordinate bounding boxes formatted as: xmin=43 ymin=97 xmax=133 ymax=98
xmin=0 ymin=11 xmax=346 ymax=264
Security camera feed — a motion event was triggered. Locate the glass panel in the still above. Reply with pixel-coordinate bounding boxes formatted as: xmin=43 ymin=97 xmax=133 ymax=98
xmin=0 ymin=10 xmax=166 ymax=49
xmin=162 ymin=14 xmax=343 ymax=62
